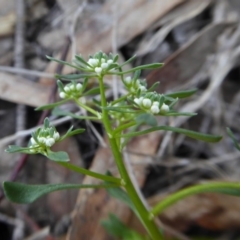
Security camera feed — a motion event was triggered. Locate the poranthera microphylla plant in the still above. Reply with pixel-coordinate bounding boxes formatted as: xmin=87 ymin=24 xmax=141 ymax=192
xmin=4 ymin=51 xmax=240 ymax=240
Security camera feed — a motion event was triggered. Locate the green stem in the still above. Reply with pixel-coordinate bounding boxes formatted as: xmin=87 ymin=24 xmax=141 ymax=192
xmin=111 ymin=93 xmax=131 ymax=105
xmin=74 ymin=98 xmax=101 ymax=118
xmin=98 ymin=76 xmax=163 ymax=240
xmin=57 ymin=162 xmax=121 ymax=185
xmin=151 ymin=182 xmax=240 ymax=217
xmin=113 ymin=121 xmax=136 ymax=135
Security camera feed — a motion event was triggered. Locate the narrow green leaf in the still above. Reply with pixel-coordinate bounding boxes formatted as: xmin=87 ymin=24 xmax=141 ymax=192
xmin=147 ymin=82 xmax=160 ymax=92
xmin=120 ymin=63 xmax=164 ymax=74
xmin=103 ymin=106 xmax=136 ymax=114
xmin=151 ymin=182 xmax=240 ymax=216
xmin=35 ymin=99 xmax=68 ymax=111
xmin=83 ymin=86 xmax=108 ymax=96
xmin=107 ymin=187 xmax=135 ymax=212
xmin=133 ymin=69 xmax=141 ymax=81
xmin=58 ymin=162 xmax=121 ymax=184
xmin=120 ymin=55 xmax=137 ymax=67
xmin=46 ymin=56 xmax=80 ymax=70
xmin=166 ymin=89 xmax=198 ymax=99
xmin=74 ymin=55 xmax=91 ymax=67
xmin=3 ymin=182 xmax=118 ymax=204
xmin=119 ymin=126 xmax=222 ymax=143
xmin=101 ymin=214 xmax=148 ymax=240
xmin=227 ymin=128 xmax=240 ymax=151
xmin=56 ymin=73 xmax=96 ymax=80
xmin=46 ymin=150 xmax=69 ymax=162
xmin=52 ymin=108 xmax=81 ymax=118
xmin=162 ymin=112 xmax=197 ymax=117
xmin=65 ymin=128 xmax=85 ymax=137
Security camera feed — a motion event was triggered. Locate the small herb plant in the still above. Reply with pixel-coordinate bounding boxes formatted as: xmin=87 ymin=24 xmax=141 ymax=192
xmin=4 ymin=51 xmax=240 ymax=240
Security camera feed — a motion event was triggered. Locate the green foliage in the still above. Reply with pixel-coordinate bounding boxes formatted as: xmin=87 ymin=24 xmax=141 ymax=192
xmin=151 ymin=182 xmax=240 ymax=217
xmin=102 ymin=214 xmax=149 ymax=240
xmin=4 ymin=51 xmax=225 ymax=240
xmin=3 ymin=182 xmax=118 ymax=204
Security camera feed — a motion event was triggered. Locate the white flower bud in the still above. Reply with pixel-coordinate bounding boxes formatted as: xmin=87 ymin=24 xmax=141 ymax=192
xmin=134 ymin=98 xmax=141 ymax=105
xmin=136 ymin=80 xmax=141 ymax=86
xmin=59 ymin=92 xmax=66 ymax=99
xmin=101 ymin=63 xmax=108 ymax=69
xmin=142 ymin=98 xmax=152 ymax=108
xmin=153 ymin=101 xmax=159 ymax=106
xmin=64 ymin=86 xmax=71 ymax=92
xmin=124 ymin=76 xmax=132 ymax=84
xmin=107 ymin=59 xmax=113 ymax=64
xmin=69 ymin=85 xmax=74 ymax=90
xmin=76 ymin=83 xmax=82 ymax=91
xmin=151 ymin=105 xmax=160 ymax=114
xmin=88 ymin=58 xmax=98 ymax=66
xmin=101 ymin=58 xmax=106 ymax=63
xmin=95 ymin=67 xmax=102 ymax=74
xmin=30 ymin=137 xmax=36 ymax=145
xmin=38 ymin=137 xmax=45 ymax=144
xmin=45 ymin=138 xmax=55 ymax=147
xmin=160 ymin=103 xmax=169 ymax=113
xmin=139 ymin=85 xmax=147 ymax=91
xmin=53 ymin=132 xmax=60 ymax=140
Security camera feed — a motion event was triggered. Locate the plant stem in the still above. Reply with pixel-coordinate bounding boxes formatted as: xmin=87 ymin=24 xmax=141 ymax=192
xmin=74 ymin=98 xmax=101 ymax=117
xmin=151 ymin=182 xmax=240 ymax=217
xmin=57 ymin=162 xmax=121 ymax=184
xmin=113 ymin=121 xmax=136 ymax=135
xmin=98 ymin=76 xmax=163 ymax=240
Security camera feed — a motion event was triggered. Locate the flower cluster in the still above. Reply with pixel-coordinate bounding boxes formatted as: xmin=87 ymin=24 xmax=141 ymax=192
xmin=134 ymin=95 xmax=169 ymax=115
xmin=85 ymin=52 xmax=118 ymax=75
xmin=59 ymin=82 xmax=83 ymax=99
xmin=123 ymin=76 xmax=147 ymax=94
xmin=29 ymin=120 xmax=60 ymax=154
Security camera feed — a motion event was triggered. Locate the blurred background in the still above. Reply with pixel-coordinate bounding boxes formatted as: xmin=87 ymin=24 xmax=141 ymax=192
xmin=1 ymin=0 xmax=240 ymax=239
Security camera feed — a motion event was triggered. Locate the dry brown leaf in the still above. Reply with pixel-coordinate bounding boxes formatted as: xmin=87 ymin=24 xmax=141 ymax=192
xmin=149 ymin=191 xmax=240 ymax=232
xmin=40 ymin=0 xmax=186 ymax=84
xmin=135 ymin=0 xmax=212 ymax=56
xmin=0 ymin=72 xmax=51 ymax=107
xmin=147 ymin=22 xmax=236 ymax=93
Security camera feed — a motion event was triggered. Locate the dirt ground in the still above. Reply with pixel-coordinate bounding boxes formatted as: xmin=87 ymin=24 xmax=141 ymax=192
xmin=1 ymin=0 xmax=240 ymax=239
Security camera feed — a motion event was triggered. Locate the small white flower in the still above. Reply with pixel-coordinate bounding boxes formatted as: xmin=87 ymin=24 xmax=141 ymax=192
xmin=70 ymin=84 xmax=75 ymax=91
xmin=153 ymin=101 xmax=159 ymax=106
xmin=30 ymin=137 xmax=36 ymax=145
xmin=64 ymin=86 xmax=70 ymax=92
xmin=124 ymin=76 xmax=132 ymax=84
xmin=53 ymin=132 xmax=60 ymax=141
xmin=160 ymin=103 xmax=169 ymax=113
xmin=134 ymin=98 xmax=141 ymax=105
xmin=101 ymin=63 xmax=108 ymax=69
xmin=139 ymin=85 xmax=147 ymax=91
xmin=151 ymin=105 xmax=160 ymax=114
xmin=107 ymin=59 xmax=113 ymax=64
xmin=88 ymin=58 xmax=98 ymax=66
xmin=45 ymin=138 xmax=55 ymax=147
xmin=95 ymin=67 xmax=102 ymax=74
xmin=59 ymin=92 xmax=66 ymax=99
xmin=142 ymin=98 xmax=152 ymax=108
xmin=76 ymin=83 xmax=82 ymax=91
xmin=101 ymin=58 xmax=106 ymax=63
xmin=38 ymin=137 xmax=45 ymax=144
xmin=135 ymin=80 xmax=141 ymax=87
